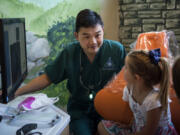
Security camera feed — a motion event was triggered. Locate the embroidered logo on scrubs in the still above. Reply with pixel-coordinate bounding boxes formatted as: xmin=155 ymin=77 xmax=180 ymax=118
xmin=103 ymin=57 xmax=115 ymax=70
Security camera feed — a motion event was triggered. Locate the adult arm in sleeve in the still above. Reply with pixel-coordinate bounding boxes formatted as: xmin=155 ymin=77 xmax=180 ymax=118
xmin=15 ymin=74 xmax=51 ymax=97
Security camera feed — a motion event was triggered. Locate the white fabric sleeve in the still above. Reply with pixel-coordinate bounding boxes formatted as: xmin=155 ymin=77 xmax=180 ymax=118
xmin=122 ymin=86 xmax=129 ymax=102
xmin=144 ymin=92 xmax=162 ymax=111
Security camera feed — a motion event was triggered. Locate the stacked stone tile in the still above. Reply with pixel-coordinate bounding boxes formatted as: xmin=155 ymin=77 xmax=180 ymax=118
xmin=118 ymin=0 xmax=180 ymax=51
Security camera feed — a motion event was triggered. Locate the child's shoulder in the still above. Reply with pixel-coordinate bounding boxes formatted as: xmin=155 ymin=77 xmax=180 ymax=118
xmin=143 ymin=88 xmax=162 ymax=110
xmin=146 ymin=88 xmax=160 ymax=101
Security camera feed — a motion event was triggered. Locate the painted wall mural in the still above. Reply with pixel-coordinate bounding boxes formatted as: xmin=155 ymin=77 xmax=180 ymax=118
xmin=0 ymin=0 xmax=101 ymax=106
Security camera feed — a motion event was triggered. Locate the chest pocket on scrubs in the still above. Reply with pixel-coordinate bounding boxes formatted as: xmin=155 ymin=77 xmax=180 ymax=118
xmin=101 ymin=56 xmax=118 ymax=80
xmin=101 ymin=67 xmax=118 ymax=84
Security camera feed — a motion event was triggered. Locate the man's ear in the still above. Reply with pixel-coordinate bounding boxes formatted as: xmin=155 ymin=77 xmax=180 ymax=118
xmin=102 ymin=27 xmax=104 ymax=35
xmin=74 ymin=32 xmax=78 ymax=40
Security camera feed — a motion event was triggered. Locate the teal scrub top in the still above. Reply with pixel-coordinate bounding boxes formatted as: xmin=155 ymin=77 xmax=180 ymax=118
xmin=45 ymin=39 xmax=126 ymax=120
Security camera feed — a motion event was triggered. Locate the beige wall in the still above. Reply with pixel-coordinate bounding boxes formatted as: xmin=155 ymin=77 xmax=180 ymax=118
xmin=99 ymin=0 xmax=119 ymax=41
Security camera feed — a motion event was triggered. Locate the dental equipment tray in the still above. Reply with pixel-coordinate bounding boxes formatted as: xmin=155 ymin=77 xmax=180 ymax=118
xmin=0 ymin=93 xmax=70 ymax=135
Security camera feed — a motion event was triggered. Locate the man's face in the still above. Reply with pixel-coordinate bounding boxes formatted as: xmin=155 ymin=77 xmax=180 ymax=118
xmin=74 ymin=24 xmax=104 ymax=57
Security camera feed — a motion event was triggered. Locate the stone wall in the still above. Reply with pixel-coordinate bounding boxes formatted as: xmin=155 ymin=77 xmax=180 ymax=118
xmin=118 ymin=0 xmax=180 ymax=51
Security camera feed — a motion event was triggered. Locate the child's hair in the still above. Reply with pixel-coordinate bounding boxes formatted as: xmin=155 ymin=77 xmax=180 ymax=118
xmin=172 ymin=56 xmax=180 ymax=99
xmin=127 ymin=49 xmax=170 ymax=110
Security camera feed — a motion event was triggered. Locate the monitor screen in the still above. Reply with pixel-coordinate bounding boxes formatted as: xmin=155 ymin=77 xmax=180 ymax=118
xmin=0 ymin=18 xmax=27 ymax=103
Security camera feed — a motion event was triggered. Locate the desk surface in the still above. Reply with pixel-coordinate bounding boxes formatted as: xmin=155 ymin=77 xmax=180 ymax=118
xmin=0 ymin=94 xmax=70 ymax=135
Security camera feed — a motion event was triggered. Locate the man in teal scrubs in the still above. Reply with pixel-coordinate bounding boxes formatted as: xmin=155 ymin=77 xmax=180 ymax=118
xmin=15 ymin=9 xmax=126 ymax=135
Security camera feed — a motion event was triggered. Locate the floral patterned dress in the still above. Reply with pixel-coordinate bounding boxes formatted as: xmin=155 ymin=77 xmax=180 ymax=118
xmin=102 ymin=87 xmax=177 ymax=135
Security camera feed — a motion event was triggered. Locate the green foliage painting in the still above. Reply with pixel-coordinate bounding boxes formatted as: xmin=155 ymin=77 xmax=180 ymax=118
xmin=47 ymin=16 xmax=76 ymax=62
xmin=0 ymin=0 xmax=100 ymax=35
xmin=0 ymin=0 xmax=101 ymax=107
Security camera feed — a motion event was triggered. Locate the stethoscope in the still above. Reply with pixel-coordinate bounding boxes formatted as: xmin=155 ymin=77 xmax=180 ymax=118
xmin=79 ymin=49 xmax=102 ymax=100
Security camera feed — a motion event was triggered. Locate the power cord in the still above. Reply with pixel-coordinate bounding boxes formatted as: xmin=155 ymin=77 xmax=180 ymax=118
xmin=16 ymin=123 xmax=42 ymax=135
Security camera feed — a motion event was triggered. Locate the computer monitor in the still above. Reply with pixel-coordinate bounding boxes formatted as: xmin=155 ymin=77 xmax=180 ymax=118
xmin=0 ymin=18 xmax=27 ymax=103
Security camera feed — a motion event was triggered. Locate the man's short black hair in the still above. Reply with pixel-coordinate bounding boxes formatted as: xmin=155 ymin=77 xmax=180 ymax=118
xmin=75 ymin=9 xmax=104 ymax=32
xmin=172 ymin=56 xmax=180 ymax=99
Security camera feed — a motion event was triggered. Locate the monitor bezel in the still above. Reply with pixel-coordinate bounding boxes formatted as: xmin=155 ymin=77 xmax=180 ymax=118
xmin=0 ymin=18 xmax=27 ymax=103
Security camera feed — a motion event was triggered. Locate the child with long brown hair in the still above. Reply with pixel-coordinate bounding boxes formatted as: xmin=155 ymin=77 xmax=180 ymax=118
xmin=98 ymin=49 xmax=177 ymax=135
